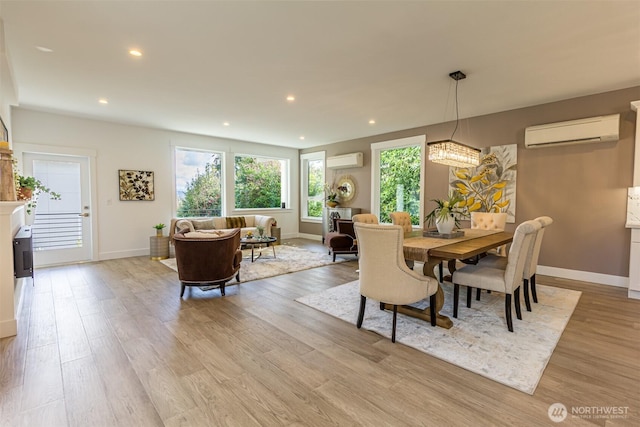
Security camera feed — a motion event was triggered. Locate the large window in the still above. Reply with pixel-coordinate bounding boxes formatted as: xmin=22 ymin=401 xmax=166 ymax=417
xmin=300 ymin=152 xmax=325 ymax=221
xmin=234 ymin=155 xmax=288 ymax=209
xmin=175 ymin=148 xmax=223 ymax=217
xmin=371 ymin=136 xmax=424 ymax=225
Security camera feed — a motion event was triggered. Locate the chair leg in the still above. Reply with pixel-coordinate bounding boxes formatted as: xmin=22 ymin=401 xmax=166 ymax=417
xmin=357 ymin=295 xmax=366 ymax=328
xmin=429 ymin=294 xmax=436 ymax=326
xmin=466 ymin=286 xmax=472 ymax=308
xmin=236 ymin=272 xmax=241 ymax=282
xmin=392 ymin=305 xmax=398 ymax=343
xmin=505 ymin=294 xmax=514 ymax=332
xmin=220 ymin=283 xmax=226 ymax=296
xmin=333 ymin=252 xmax=336 ymax=262
xmin=180 ymin=282 xmax=185 ymax=297
xmin=531 ymin=274 xmax=538 ymax=303
xmin=453 ymin=284 xmax=460 ymax=318
xmin=476 ymin=287 xmax=481 ymax=301
xmin=379 ymin=301 xmax=385 ymax=311
xmin=514 ymin=288 xmax=522 ymax=320
xmin=523 ymin=278 xmax=531 ymax=312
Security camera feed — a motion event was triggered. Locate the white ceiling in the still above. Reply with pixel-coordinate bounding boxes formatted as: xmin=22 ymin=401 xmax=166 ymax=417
xmin=1 ymin=1 xmax=639 ymax=149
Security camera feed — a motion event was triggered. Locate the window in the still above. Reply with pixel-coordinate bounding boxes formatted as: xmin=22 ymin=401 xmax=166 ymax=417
xmin=234 ymin=155 xmax=288 ymax=209
xmin=371 ymin=136 xmax=425 ymax=225
xmin=300 ymin=152 xmax=325 ymax=222
xmin=175 ymin=148 xmax=223 ymax=217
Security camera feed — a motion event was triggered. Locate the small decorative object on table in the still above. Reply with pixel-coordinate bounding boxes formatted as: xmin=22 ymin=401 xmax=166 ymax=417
xmin=424 ymin=191 xmax=467 ymax=234
xmin=153 ymin=223 xmax=166 ymax=237
xmin=256 ymin=225 xmax=265 ymax=238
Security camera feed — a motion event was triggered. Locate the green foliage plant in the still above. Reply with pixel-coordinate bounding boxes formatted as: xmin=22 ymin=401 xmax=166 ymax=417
xmin=424 ymin=191 xmax=466 ymax=230
xmin=153 ymin=223 xmax=166 ymax=230
xmin=16 ymin=174 xmax=62 ymax=215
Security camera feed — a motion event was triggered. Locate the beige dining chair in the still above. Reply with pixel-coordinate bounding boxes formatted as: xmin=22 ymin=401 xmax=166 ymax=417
xmin=354 ymin=223 xmax=439 ymax=342
xmin=352 ymin=213 xmax=379 ymax=224
xmin=390 ymin=211 xmax=415 ymax=269
xmin=478 ymin=216 xmax=553 ymax=311
xmin=471 ymin=212 xmax=508 ymax=255
xmin=451 ymin=219 xmax=540 ymax=332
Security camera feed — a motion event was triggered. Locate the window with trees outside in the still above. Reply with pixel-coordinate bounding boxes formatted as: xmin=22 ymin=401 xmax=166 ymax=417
xmin=234 ymin=155 xmax=288 ymax=209
xmin=300 ymin=152 xmax=325 ymax=221
xmin=371 ymin=136 xmax=425 ymax=226
xmin=175 ymin=148 xmax=223 ymax=217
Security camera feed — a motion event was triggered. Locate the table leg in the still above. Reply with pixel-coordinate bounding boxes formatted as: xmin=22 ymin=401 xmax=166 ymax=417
xmin=271 ymin=243 xmax=276 ymax=259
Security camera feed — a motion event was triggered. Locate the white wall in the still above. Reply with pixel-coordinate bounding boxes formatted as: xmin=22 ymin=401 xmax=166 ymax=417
xmin=11 ymin=108 xmax=299 ymax=261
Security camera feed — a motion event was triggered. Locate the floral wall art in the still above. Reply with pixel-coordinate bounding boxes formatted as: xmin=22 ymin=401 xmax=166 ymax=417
xmin=118 ymin=169 xmax=155 ymax=201
xmin=448 ymin=144 xmax=517 ymax=223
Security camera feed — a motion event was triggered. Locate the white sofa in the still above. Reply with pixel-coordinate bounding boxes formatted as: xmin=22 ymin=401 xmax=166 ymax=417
xmin=169 ymin=215 xmax=276 ymax=241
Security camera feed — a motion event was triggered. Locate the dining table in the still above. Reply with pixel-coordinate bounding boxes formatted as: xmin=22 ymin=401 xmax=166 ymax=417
xmin=380 ymin=228 xmax=514 ymax=329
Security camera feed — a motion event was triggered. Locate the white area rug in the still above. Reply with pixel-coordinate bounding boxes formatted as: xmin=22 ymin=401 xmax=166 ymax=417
xmin=160 ymin=244 xmax=348 ymax=283
xmin=296 ymin=280 xmax=581 ymax=394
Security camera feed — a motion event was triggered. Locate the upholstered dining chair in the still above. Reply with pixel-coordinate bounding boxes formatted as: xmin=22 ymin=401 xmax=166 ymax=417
xmin=352 ymin=213 xmax=379 ymax=224
xmin=477 ymin=216 xmax=553 ymax=311
xmin=451 ymin=220 xmax=540 ymax=332
xmin=471 ymin=212 xmax=508 ymax=255
xmin=353 ymin=223 xmax=439 ymax=342
xmin=390 ymin=211 xmax=415 ymax=269
xmin=173 ymin=228 xmax=242 ymax=298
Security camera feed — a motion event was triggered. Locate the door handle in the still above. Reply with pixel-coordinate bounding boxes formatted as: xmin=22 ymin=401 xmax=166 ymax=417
xmin=78 ymin=213 xmax=90 ymax=217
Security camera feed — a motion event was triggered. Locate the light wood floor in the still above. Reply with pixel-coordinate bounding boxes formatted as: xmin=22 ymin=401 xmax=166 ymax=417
xmin=1 ymin=239 xmax=638 ymax=426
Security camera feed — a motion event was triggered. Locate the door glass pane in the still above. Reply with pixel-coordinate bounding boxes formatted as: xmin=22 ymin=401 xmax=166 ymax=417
xmin=378 ymin=146 xmax=421 ymax=224
xmin=32 ymin=159 xmax=82 ymax=251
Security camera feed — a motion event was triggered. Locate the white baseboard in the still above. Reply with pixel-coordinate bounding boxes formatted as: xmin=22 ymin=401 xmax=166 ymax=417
xmin=99 ymin=248 xmax=149 ymax=260
xmin=0 ymin=318 xmax=17 ymax=338
xmin=628 ymin=289 xmax=640 ymax=300
xmin=297 ymin=233 xmax=323 ymax=242
xmin=537 ymin=266 xmax=628 ymax=288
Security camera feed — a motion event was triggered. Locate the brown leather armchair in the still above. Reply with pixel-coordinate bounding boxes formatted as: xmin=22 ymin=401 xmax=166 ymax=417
xmin=325 ymin=218 xmax=358 ymax=262
xmin=173 ymin=228 xmax=242 ymax=297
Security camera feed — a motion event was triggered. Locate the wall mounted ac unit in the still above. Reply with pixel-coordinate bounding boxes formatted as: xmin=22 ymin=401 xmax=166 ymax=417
xmin=326 ymin=152 xmax=363 ymax=169
xmin=524 ymin=114 xmax=619 ymax=149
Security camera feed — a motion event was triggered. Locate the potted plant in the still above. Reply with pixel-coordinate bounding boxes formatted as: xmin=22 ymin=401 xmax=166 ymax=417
xmin=153 ymin=223 xmax=166 ymax=237
xmin=424 ymin=191 xmax=466 ymax=234
xmin=16 ymin=175 xmax=62 ymax=215
xmin=325 ymin=182 xmax=348 ymax=208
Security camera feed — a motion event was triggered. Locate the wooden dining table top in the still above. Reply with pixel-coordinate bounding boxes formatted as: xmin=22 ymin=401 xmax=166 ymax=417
xmin=403 ymin=228 xmax=514 ymax=262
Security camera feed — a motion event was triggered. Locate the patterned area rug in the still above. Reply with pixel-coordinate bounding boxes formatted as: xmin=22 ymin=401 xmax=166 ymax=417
xmin=160 ymin=244 xmax=348 ymax=284
xmin=296 ymin=280 xmax=581 ymax=395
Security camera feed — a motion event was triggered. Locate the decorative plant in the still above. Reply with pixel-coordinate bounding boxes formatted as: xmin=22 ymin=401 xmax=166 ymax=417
xmin=153 ymin=223 xmax=166 ymax=230
xmin=15 ymin=174 xmax=62 ymax=215
xmin=256 ymin=225 xmax=265 ymax=237
xmin=424 ymin=191 xmax=467 ymax=229
xmin=324 ymin=182 xmax=348 ymax=203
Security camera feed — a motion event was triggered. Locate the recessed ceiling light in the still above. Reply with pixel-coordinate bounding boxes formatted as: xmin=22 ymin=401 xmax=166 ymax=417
xmin=369 ymin=119 xmax=376 ymax=125
xmin=286 ymin=95 xmax=295 ymax=102
xmin=299 ymin=136 xmax=305 ymax=140
xmin=98 ymin=98 xmax=108 ymax=104
xmin=223 ymin=122 xmax=230 ymax=126
xmin=36 ymin=46 xmax=53 ymax=53
xmin=129 ymin=49 xmax=142 ymax=57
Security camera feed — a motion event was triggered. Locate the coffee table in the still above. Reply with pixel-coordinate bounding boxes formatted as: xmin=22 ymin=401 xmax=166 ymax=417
xmin=240 ymin=236 xmax=277 ymax=262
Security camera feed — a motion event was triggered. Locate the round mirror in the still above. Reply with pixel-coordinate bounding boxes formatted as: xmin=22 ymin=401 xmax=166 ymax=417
xmin=337 ymin=176 xmax=356 ymax=203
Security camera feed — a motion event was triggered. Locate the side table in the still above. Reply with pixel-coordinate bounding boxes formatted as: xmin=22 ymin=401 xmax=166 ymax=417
xmin=150 ymin=235 xmax=170 ymax=260
xmin=271 ymin=226 xmax=281 ymax=245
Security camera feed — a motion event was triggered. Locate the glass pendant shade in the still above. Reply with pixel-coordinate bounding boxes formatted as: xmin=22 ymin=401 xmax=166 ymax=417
xmin=428 ymin=139 xmax=481 ymax=168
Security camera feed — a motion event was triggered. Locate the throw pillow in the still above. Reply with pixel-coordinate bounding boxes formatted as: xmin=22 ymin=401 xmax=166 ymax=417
xmin=191 ymin=219 xmax=216 ymax=230
xmin=225 ymin=216 xmax=246 ymax=229
xmin=175 ymin=219 xmax=195 ymax=233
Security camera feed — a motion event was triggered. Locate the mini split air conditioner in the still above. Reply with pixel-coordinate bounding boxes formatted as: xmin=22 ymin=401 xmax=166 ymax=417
xmin=524 ymin=114 xmax=620 ymax=149
xmin=326 ymin=152 xmax=363 ymax=169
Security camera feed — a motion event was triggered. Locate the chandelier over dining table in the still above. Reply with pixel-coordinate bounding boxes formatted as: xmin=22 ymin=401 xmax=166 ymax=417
xmin=427 ymin=70 xmax=481 ymax=168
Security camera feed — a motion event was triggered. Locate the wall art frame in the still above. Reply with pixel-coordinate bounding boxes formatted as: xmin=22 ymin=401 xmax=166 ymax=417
xmin=118 ymin=169 xmax=155 ymax=201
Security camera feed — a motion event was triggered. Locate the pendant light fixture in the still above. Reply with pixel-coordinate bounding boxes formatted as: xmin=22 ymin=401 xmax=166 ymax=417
xmin=427 ymin=70 xmax=481 ymax=168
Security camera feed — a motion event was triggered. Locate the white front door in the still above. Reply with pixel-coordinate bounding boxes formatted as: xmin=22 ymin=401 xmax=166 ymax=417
xmin=23 ymin=153 xmax=93 ymax=266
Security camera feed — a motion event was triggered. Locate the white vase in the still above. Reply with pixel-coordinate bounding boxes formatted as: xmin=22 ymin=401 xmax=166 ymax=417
xmin=436 ymin=215 xmax=455 ymax=234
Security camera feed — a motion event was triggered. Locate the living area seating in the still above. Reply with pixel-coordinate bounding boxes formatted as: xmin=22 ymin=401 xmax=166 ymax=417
xmin=169 ymin=214 xmax=275 ymax=242
xmin=173 ymin=228 xmax=242 ymax=298
xmin=452 ymin=220 xmax=540 ymax=332
xmin=354 ymin=223 xmax=438 ymax=342
xmin=352 ymin=213 xmax=379 ymax=224
xmin=325 ymin=218 xmax=358 ymax=262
